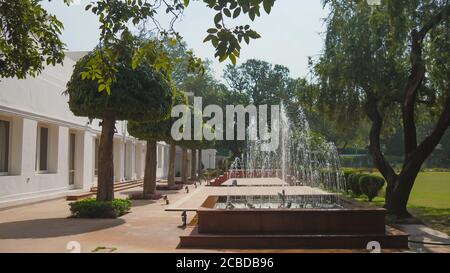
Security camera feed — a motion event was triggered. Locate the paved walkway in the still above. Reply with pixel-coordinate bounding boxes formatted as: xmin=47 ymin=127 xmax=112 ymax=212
xmin=398 ymin=224 xmax=450 ymax=253
xmin=0 ymin=183 xmax=448 ymax=253
xmin=0 ymin=185 xmax=204 ymax=253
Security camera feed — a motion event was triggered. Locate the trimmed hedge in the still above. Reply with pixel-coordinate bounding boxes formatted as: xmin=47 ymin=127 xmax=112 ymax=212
xmin=342 ymin=168 xmax=358 ymax=193
xmin=69 ymin=198 xmax=131 ymax=218
xmin=341 ymin=168 xmax=386 ymax=201
xmin=359 ymin=175 xmax=385 ymax=201
xmin=347 ymin=173 xmax=365 ymax=196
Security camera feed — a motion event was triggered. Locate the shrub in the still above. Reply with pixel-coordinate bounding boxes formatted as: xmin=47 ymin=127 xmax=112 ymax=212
xmin=342 ymin=168 xmax=358 ymax=192
xmin=359 ymin=175 xmax=385 ymax=201
xmin=347 ymin=173 xmax=365 ymax=196
xmin=69 ymin=198 xmax=131 ymax=218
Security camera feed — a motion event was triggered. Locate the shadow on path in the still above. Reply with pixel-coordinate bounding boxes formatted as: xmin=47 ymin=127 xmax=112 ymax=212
xmin=0 ymin=218 xmax=125 ymax=239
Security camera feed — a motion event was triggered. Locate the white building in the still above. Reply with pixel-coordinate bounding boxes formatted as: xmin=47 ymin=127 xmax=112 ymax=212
xmin=0 ymin=52 xmax=216 ymax=208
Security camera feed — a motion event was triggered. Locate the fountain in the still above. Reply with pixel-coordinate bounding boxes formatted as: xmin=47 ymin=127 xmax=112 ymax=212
xmin=179 ymin=103 xmax=408 ymax=249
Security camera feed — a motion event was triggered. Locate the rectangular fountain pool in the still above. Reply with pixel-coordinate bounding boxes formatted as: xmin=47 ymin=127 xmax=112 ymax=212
xmin=199 ymin=195 xmax=386 ymax=235
xmin=179 ymin=194 xmax=409 ymax=249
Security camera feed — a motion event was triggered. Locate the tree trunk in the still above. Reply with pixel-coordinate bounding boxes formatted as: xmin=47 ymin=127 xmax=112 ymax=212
xmin=97 ymin=110 xmax=116 ymax=202
xmin=181 ymin=147 xmax=188 ymax=183
xmin=385 ymin=170 xmax=420 ymax=218
xmin=198 ymin=149 xmax=204 ymax=182
xmin=365 ymin=94 xmax=398 ymax=201
xmin=198 ymin=149 xmax=203 ymax=177
xmin=143 ymin=140 xmax=157 ymax=196
xmin=167 ymin=144 xmax=176 ymax=187
xmin=191 ymin=149 xmax=197 ymax=181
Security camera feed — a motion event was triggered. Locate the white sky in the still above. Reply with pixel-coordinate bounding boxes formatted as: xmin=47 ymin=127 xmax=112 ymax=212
xmin=42 ymin=0 xmax=329 ymax=80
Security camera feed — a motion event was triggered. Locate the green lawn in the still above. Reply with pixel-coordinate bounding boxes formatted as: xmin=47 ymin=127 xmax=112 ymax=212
xmin=353 ymin=172 xmax=450 ymax=235
xmin=408 ymin=172 xmax=450 ymax=209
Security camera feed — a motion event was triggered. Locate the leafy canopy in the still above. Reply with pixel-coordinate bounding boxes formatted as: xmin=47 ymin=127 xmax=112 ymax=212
xmin=0 ymin=0 xmax=66 ymax=79
xmin=65 ymin=31 xmax=173 ymax=121
xmin=315 ymin=0 xmax=450 ymax=136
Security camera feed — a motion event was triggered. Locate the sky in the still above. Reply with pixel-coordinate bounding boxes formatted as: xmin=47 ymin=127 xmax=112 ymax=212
xmin=42 ymin=0 xmax=329 ymax=80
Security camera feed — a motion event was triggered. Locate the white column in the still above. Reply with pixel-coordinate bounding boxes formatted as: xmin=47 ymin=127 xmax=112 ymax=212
xmin=113 ymin=138 xmax=124 ymax=182
xmin=9 ymin=116 xmax=24 ymax=176
xmin=20 ymin=118 xmax=37 ymax=177
xmin=135 ymin=142 xmax=142 ymax=179
xmin=55 ymin=126 xmax=69 ymax=177
xmin=79 ymin=131 xmax=94 ymax=190
xmin=131 ymin=141 xmax=136 ymax=180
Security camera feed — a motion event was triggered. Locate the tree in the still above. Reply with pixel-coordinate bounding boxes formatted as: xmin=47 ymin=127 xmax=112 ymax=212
xmin=224 ymin=59 xmax=292 ymax=106
xmin=315 ymin=0 xmax=450 ymax=218
xmin=65 ymin=32 xmax=173 ymax=201
xmin=128 ymin=89 xmax=188 ymax=196
xmin=296 ymin=78 xmax=370 ymax=149
xmin=0 ymin=0 xmax=67 ymax=79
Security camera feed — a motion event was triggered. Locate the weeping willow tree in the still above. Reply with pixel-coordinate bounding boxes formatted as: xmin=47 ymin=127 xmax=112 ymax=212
xmin=65 ymin=31 xmax=173 ymax=201
xmin=315 ymin=0 xmax=450 ymax=218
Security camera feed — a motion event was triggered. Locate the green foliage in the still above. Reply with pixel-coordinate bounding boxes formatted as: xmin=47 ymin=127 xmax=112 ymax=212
xmin=65 ymin=33 xmax=174 ymax=122
xmin=81 ymin=0 xmax=275 ymax=93
xmin=202 ymin=0 xmax=275 ymax=63
xmin=316 ymin=0 xmax=405 ymax=131
xmin=347 ymin=173 xmax=365 ymax=196
xmin=69 ymin=198 xmax=131 ymax=218
xmin=128 ymin=88 xmax=187 ymax=142
xmin=84 ymin=0 xmax=156 ymax=47
xmin=82 ymin=0 xmax=200 ymax=93
xmin=316 ymin=0 xmax=450 ymax=149
xmin=344 ymin=170 xmax=385 ymax=201
xmin=342 ymin=168 xmax=359 ymax=190
xmin=164 ymin=38 xmax=208 ymax=89
xmin=359 ymin=175 xmax=385 ymax=202
xmin=0 ymin=0 xmax=66 ymax=79
xmin=224 ymin=59 xmax=291 ymax=106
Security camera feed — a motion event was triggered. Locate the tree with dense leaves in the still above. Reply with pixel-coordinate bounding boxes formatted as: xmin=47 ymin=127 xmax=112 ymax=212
xmin=224 ymin=59 xmax=292 ymax=106
xmin=65 ymin=32 xmax=173 ymax=201
xmin=315 ymin=0 xmax=450 ymax=218
xmin=0 ymin=0 xmax=67 ymax=79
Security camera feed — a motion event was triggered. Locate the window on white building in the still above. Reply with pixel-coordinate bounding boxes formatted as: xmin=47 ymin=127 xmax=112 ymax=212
xmin=0 ymin=120 xmax=10 ymax=174
xmin=36 ymin=126 xmax=49 ymax=172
